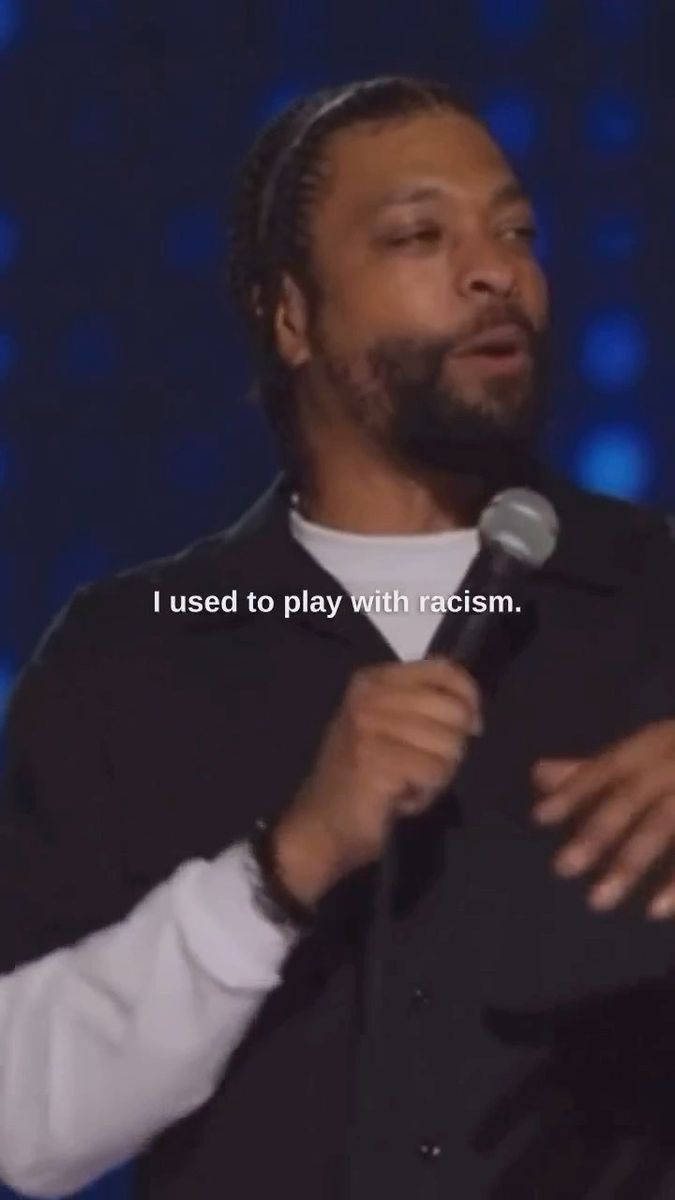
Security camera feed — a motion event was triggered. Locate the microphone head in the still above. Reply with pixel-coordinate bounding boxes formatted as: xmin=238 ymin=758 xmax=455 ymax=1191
xmin=478 ymin=487 xmax=559 ymax=568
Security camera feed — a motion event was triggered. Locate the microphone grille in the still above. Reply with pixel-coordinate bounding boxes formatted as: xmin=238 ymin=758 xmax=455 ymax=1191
xmin=478 ymin=487 xmax=559 ymax=568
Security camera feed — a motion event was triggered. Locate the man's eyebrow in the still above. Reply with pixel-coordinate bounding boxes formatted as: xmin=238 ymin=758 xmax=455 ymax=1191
xmin=490 ymin=181 xmax=533 ymax=209
xmin=357 ymin=180 xmax=533 ymax=221
xmin=357 ymin=183 xmax=447 ymax=219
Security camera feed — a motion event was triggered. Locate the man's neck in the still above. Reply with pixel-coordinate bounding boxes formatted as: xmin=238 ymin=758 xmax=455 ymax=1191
xmin=295 ymin=432 xmax=486 ymax=535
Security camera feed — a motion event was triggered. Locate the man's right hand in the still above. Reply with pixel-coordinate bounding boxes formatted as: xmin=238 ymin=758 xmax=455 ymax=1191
xmin=271 ymin=657 xmax=482 ymax=907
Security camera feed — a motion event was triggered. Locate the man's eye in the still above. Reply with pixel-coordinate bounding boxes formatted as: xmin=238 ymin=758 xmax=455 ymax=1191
xmin=383 ymin=226 xmax=442 ymax=248
xmin=502 ymin=223 xmax=537 ymax=243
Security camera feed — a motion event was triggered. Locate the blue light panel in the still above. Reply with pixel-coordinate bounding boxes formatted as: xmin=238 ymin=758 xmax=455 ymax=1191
xmin=574 ymin=423 xmax=652 ymax=500
xmin=481 ymin=93 xmax=537 ymax=159
xmin=0 ymin=0 xmax=20 ymax=52
xmin=585 ymin=92 xmax=641 ymax=152
xmin=580 ymin=311 xmax=647 ymax=391
xmin=477 ymin=0 xmax=543 ymax=41
xmin=588 ymin=211 xmax=641 ymax=261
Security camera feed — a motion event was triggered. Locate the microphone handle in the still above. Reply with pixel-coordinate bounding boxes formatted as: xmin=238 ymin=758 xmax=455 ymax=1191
xmin=445 ymin=543 xmax=530 ymax=670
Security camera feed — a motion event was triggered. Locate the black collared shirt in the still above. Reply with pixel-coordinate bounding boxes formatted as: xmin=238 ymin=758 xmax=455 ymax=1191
xmin=4 ymin=465 xmax=675 ymax=1199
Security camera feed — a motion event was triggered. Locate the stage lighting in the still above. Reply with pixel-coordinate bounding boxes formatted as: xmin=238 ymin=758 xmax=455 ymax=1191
xmin=257 ymin=82 xmax=306 ymax=126
xmin=481 ymin=93 xmax=537 ymax=159
xmin=581 ymin=311 xmax=647 ymax=391
xmin=585 ymin=92 xmax=641 ymax=152
xmin=477 ymin=0 xmax=543 ymax=41
xmin=574 ymin=423 xmax=652 ymax=499
xmin=0 ymin=0 xmax=20 ymax=52
xmin=588 ymin=211 xmax=640 ymax=261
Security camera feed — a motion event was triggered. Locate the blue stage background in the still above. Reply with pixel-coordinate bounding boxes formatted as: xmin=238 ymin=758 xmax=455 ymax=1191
xmin=1 ymin=0 xmax=674 ymax=1195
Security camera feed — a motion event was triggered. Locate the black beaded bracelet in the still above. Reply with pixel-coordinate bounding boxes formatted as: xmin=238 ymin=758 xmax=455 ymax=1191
xmin=248 ymin=818 xmax=315 ymax=934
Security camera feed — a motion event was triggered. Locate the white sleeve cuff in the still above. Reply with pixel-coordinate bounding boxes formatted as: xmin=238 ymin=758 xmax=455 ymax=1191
xmin=171 ymin=841 xmax=301 ymax=993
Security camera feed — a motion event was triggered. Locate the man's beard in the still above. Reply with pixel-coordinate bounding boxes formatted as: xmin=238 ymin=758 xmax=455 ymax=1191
xmin=315 ymin=303 xmax=549 ymax=492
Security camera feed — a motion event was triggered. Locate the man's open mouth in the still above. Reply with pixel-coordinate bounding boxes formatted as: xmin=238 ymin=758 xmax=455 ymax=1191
xmin=453 ymin=324 xmax=531 ymax=365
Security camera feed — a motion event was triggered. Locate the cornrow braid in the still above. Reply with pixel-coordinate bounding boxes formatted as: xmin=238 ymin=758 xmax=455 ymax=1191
xmin=227 ymin=75 xmax=476 ymax=478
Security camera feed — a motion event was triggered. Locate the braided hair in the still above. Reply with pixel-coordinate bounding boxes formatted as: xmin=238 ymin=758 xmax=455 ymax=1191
xmin=227 ymin=75 xmax=476 ymax=479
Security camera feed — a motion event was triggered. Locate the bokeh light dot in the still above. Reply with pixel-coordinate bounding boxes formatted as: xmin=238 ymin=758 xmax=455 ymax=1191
xmin=585 ymin=93 xmax=641 ymax=152
xmin=0 ymin=0 xmax=21 ymax=51
xmin=481 ymin=93 xmax=538 ymax=159
xmin=574 ymin=424 xmax=652 ymax=500
xmin=588 ymin=211 xmax=641 ymax=261
xmin=257 ymin=82 xmax=307 ymax=126
xmin=580 ymin=312 xmax=647 ymax=391
xmin=477 ymin=0 xmax=544 ymax=41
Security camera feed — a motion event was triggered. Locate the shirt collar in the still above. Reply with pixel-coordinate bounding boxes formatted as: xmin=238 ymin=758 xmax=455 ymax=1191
xmin=175 ymin=461 xmax=632 ymax=637
xmin=226 ymin=465 xmax=630 ymax=589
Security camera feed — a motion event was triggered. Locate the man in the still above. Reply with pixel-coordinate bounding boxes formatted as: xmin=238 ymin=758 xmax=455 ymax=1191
xmin=3 ymin=75 xmax=675 ymax=1198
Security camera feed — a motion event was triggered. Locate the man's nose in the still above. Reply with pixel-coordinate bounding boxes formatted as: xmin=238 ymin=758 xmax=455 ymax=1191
xmin=456 ymin=246 xmax=517 ymax=300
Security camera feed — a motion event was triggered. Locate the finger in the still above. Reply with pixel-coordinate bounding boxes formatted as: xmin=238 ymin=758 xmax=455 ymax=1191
xmin=531 ymin=757 xmax=584 ymax=793
xmin=551 ymin=780 xmax=657 ymax=878
xmin=397 ymin=656 xmax=481 ymax=712
xmin=531 ymin=726 xmax=675 ymax=824
xmin=647 ymin=872 xmax=675 ymax=919
xmin=372 ymin=687 xmax=483 ymax=737
xmin=375 ymin=733 xmax=463 ymax=798
xmin=584 ymin=796 xmax=675 ymax=911
xmin=531 ymin=751 xmax=629 ymax=825
xmin=367 ymin=711 xmax=468 ymax=766
xmin=395 ymin=782 xmax=450 ymax=817
xmin=361 ymin=658 xmax=482 ymax=724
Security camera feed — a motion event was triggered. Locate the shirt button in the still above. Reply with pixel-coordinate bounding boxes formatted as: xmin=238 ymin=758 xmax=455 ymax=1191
xmin=409 ymin=986 xmax=431 ymax=1011
xmin=417 ymin=1139 xmax=442 ymax=1162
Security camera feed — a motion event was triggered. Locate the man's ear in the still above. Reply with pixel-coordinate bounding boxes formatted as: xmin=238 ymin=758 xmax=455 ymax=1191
xmin=273 ymin=273 xmax=312 ymax=368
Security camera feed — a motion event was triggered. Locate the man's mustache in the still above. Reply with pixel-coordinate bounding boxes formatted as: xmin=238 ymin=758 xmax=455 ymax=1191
xmin=365 ymin=305 xmax=546 ymax=390
xmin=440 ymin=303 xmax=540 ymax=356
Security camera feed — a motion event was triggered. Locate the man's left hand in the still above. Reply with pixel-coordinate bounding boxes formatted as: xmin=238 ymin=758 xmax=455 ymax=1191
xmin=531 ymin=720 xmax=675 ymax=918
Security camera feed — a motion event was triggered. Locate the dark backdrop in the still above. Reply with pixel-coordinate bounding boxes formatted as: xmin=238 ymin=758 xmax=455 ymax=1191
xmin=1 ymin=1 xmax=674 ymax=1195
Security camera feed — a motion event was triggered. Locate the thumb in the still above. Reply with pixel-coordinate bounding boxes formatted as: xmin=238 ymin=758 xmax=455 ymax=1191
xmin=532 ymin=757 xmax=584 ymax=792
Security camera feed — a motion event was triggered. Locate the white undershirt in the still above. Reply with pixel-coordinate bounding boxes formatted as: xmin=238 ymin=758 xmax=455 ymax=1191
xmin=0 ymin=513 xmax=478 ymax=1198
xmin=290 ymin=501 xmax=478 ymax=660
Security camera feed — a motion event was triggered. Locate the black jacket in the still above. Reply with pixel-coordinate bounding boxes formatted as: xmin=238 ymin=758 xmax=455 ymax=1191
xmin=4 ymin=466 xmax=675 ymax=1199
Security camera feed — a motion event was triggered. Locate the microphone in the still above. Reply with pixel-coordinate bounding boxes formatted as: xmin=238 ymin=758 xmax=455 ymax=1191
xmin=346 ymin=487 xmax=560 ymax=1195
xmin=443 ymin=486 xmax=560 ymax=670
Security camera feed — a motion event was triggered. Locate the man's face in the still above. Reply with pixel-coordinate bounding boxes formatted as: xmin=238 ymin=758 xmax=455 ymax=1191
xmin=290 ymin=109 xmax=550 ymax=481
